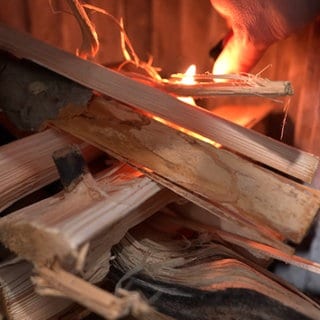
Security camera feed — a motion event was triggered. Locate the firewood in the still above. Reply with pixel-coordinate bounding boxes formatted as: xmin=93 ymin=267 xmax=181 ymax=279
xmin=109 ymin=225 xmax=320 ymax=320
xmin=0 ymin=121 xmax=290 ymax=256
xmin=32 ymin=265 xmax=169 ymax=320
xmin=0 ymin=52 xmax=92 ymax=131
xmin=0 ymin=120 xmax=291 ymax=264
xmin=0 ymin=129 xmax=99 ymax=212
xmin=0 ymin=208 xmax=130 ymax=320
xmin=0 ymin=162 xmax=176 ymax=269
xmin=51 ymin=96 xmax=320 ymax=244
xmin=0 ymin=23 xmax=318 ymax=183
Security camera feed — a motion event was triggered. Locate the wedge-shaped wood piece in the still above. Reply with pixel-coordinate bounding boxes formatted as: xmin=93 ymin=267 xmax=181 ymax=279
xmin=0 ymin=129 xmax=99 ymax=212
xmin=158 ymin=75 xmax=294 ymax=97
xmin=51 ymin=97 xmax=320 ymax=243
xmin=0 ymin=23 xmax=318 ymax=183
xmin=0 ymin=163 xmax=175 ymax=269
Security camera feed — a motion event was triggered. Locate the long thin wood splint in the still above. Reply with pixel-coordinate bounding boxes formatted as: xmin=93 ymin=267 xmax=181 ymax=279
xmin=0 ymin=23 xmax=318 ymax=183
xmin=51 ymin=97 xmax=320 ymax=244
xmin=33 ymin=265 xmax=170 ymax=320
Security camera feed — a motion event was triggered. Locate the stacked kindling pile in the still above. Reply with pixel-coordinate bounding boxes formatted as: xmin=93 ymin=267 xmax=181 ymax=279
xmin=1 ymin=24 xmax=320 ymax=320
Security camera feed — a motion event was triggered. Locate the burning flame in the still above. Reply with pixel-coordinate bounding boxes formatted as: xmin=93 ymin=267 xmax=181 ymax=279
xmin=179 ymin=65 xmax=196 ymax=106
xmin=181 ymin=64 xmax=196 ymax=85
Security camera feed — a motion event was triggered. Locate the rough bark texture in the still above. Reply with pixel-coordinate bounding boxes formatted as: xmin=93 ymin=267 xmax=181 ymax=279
xmin=0 ymin=52 xmax=91 ymax=131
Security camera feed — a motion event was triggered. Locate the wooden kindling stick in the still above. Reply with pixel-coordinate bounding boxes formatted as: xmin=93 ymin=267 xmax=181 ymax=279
xmin=151 ymin=73 xmax=293 ymax=97
xmin=33 ymin=265 xmax=160 ymax=320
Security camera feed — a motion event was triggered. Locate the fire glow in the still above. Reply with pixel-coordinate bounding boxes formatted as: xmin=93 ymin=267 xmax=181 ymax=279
xmin=178 ymin=64 xmax=196 ymax=106
xmin=152 ymin=65 xmax=219 ymax=147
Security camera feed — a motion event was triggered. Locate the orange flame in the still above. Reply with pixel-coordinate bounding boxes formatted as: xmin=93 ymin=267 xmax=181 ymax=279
xmin=150 ymin=64 xmax=219 ymax=147
xmin=181 ymin=64 xmax=196 ymax=85
xmin=152 ymin=115 xmax=218 ymax=147
xmin=179 ymin=65 xmax=196 ymax=106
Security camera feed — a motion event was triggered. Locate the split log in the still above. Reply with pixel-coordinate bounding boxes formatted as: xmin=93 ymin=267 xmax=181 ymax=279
xmin=0 ymin=203 xmax=133 ymax=320
xmin=0 ymin=125 xmax=290 ymax=258
xmin=51 ymin=96 xmax=320 ymax=244
xmin=0 ymin=23 xmax=318 ymax=183
xmin=0 ymin=162 xmax=176 ymax=269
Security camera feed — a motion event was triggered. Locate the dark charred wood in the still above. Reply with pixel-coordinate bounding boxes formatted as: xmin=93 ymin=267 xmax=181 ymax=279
xmin=53 ymin=145 xmax=88 ymax=192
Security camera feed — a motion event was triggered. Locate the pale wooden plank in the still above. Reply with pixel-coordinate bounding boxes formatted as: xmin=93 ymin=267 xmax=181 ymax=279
xmin=51 ymin=97 xmax=320 ymax=243
xmin=159 ymin=77 xmax=292 ymax=97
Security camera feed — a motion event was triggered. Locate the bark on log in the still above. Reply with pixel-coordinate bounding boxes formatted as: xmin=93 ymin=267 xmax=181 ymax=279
xmin=0 ymin=52 xmax=91 ymax=131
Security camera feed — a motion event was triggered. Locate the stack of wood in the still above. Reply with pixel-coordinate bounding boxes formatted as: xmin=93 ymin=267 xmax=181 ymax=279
xmin=1 ymin=23 xmax=320 ymax=320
